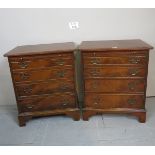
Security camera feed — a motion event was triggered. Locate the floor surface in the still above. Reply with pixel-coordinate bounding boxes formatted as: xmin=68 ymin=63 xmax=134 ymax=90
xmin=0 ymin=97 xmax=155 ymax=146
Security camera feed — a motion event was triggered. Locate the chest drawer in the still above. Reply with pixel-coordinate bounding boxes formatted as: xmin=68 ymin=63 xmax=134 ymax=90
xmin=85 ymin=93 xmax=145 ymax=109
xmin=13 ymin=68 xmax=74 ymax=83
xmin=9 ymin=53 xmax=73 ymax=62
xmin=82 ymin=51 xmax=147 ymax=57
xmin=16 ymin=80 xmax=74 ymax=97
xmin=83 ymin=56 xmax=147 ymax=66
xmin=84 ymin=66 xmax=146 ymax=78
xmin=18 ymin=93 xmax=76 ymax=112
xmin=10 ymin=57 xmax=73 ymax=70
xmin=85 ymin=79 xmax=145 ymax=93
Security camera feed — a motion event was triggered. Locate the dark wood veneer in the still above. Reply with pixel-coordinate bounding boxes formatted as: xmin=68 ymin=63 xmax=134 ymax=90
xmin=4 ymin=42 xmax=75 ymax=56
xmin=4 ymin=42 xmax=80 ymax=126
xmin=4 ymin=39 xmax=153 ymax=125
xmin=79 ymin=39 xmax=153 ymax=122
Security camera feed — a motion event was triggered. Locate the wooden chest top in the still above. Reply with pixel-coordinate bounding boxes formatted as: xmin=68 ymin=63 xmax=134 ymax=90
xmin=4 ymin=42 xmax=76 ymax=57
xmin=79 ymin=39 xmax=153 ymax=51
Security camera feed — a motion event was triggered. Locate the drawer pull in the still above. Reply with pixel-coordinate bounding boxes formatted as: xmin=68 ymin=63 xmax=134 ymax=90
xmin=62 ymin=103 xmax=68 ymax=106
xmin=93 ymin=52 xmax=96 ymax=56
xmin=56 ymin=59 xmax=65 ymax=66
xmin=20 ymin=73 xmax=30 ymax=80
xmin=91 ymin=58 xmax=100 ymax=65
xmin=59 ymin=84 xmax=69 ymax=90
xmin=129 ymin=57 xmax=140 ymax=64
xmin=90 ymin=69 xmax=100 ymax=76
xmin=19 ymin=58 xmax=28 ymax=69
xmin=92 ymin=81 xmax=99 ymax=89
xmin=57 ymin=71 xmax=65 ymax=78
xmin=61 ymin=98 xmax=68 ymax=106
xmin=93 ymin=97 xmax=100 ymax=105
xmin=128 ymin=82 xmax=137 ymax=90
xmin=27 ymin=105 xmax=34 ymax=109
xmin=23 ymin=86 xmax=32 ymax=94
xmin=127 ymin=98 xmax=136 ymax=105
xmin=129 ymin=69 xmax=139 ymax=76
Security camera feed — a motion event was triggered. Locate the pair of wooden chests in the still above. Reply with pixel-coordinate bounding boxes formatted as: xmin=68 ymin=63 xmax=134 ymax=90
xmin=4 ymin=39 xmax=153 ymax=126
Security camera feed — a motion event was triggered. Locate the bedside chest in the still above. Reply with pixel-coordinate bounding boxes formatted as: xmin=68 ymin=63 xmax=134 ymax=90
xmin=79 ymin=39 xmax=153 ymax=122
xmin=4 ymin=42 xmax=80 ymax=126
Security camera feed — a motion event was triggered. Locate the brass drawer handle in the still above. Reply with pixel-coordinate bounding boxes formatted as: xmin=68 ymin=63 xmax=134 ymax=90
xmin=129 ymin=68 xmax=139 ymax=76
xmin=18 ymin=58 xmax=29 ymax=69
xmin=27 ymin=105 xmax=34 ymax=109
xmin=92 ymin=81 xmax=99 ymax=89
xmin=19 ymin=61 xmax=29 ymax=69
xmin=61 ymin=98 xmax=69 ymax=106
xmin=127 ymin=98 xmax=136 ymax=105
xmin=128 ymin=82 xmax=137 ymax=90
xmin=59 ymin=84 xmax=69 ymax=90
xmin=20 ymin=73 xmax=30 ymax=80
xmin=90 ymin=69 xmax=100 ymax=76
xmin=129 ymin=57 xmax=140 ymax=64
xmin=93 ymin=52 xmax=96 ymax=56
xmin=62 ymin=103 xmax=68 ymax=106
xmin=56 ymin=71 xmax=66 ymax=78
xmin=91 ymin=58 xmax=101 ymax=65
xmin=56 ymin=59 xmax=65 ymax=66
xmin=23 ymin=86 xmax=32 ymax=94
xmin=93 ymin=97 xmax=100 ymax=105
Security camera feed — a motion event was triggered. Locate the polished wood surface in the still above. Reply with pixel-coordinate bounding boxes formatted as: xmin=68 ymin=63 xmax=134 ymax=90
xmin=84 ymin=66 xmax=146 ymax=78
xmin=10 ymin=57 xmax=73 ymax=70
xmin=16 ymin=80 xmax=74 ymax=97
xmin=80 ymin=39 xmax=153 ymax=122
xmin=79 ymin=39 xmax=153 ymax=51
xmin=83 ymin=55 xmax=147 ymax=65
xmin=12 ymin=68 xmax=74 ymax=83
xmin=9 ymin=53 xmax=73 ymax=61
xmin=4 ymin=42 xmax=80 ymax=126
xmin=4 ymin=42 xmax=75 ymax=56
xmin=85 ymin=79 xmax=145 ymax=93
xmin=4 ymin=40 xmax=153 ymax=126
xmin=82 ymin=51 xmax=147 ymax=56
xmin=84 ymin=93 xmax=145 ymax=109
xmin=18 ymin=93 xmax=76 ymax=112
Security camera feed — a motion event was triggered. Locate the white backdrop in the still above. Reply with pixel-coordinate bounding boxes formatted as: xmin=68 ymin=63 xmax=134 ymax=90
xmin=0 ymin=8 xmax=155 ymax=105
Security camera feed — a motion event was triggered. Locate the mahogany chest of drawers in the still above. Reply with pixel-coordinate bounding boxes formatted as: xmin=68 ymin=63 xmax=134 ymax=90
xmin=4 ymin=42 xmax=80 ymax=126
xmin=79 ymin=39 xmax=153 ymax=122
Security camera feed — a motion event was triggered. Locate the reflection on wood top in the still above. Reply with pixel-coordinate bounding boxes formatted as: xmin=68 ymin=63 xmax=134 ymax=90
xmin=4 ymin=42 xmax=76 ymax=57
xmin=79 ymin=39 xmax=153 ymax=51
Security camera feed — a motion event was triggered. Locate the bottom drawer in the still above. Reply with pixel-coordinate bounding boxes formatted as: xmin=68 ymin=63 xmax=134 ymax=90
xmin=84 ymin=93 xmax=145 ymax=109
xmin=18 ymin=93 xmax=76 ymax=112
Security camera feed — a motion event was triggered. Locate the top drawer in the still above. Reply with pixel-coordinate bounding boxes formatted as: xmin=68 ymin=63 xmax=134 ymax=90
xmin=83 ymin=56 xmax=147 ymax=65
xmin=82 ymin=51 xmax=147 ymax=57
xmin=82 ymin=52 xmax=148 ymax=65
xmin=9 ymin=53 xmax=74 ymax=70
